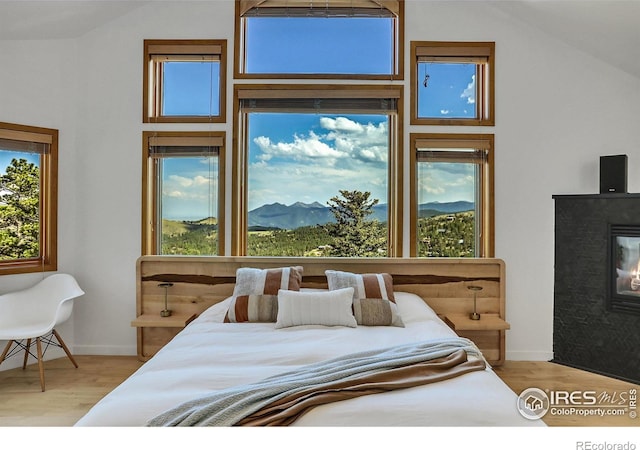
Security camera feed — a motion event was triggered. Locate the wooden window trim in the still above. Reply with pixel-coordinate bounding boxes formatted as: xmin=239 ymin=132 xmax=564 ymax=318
xmin=0 ymin=122 xmax=57 ymax=275
xmin=143 ymin=39 xmax=227 ymax=124
xmin=231 ymin=84 xmax=403 ymax=257
xmin=410 ymin=41 xmax=495 ymax=126
xmin=234 ymin=0 xmax=404 ymax=80
xmin=141 ymin=131 xmax=226 ymax=256
xmin=409 ymin=133 xmax=494 ymax=258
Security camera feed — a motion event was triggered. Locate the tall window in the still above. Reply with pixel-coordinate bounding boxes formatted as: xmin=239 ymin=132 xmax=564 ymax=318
xmin=142 ymin=132 xmax=225 ymax=255
xmin=0 ymin=122 xmax=57 ymax=275
xmin=411 ymin=41 xmax=494 ymax=125
xmin=233 ymin=84 xmax=402 ymax=257
xmin=235 ymin=0 xmax=403 ymax=79
xmin=143 ymin=40 xmax=226 ymax=123
xmin=410 ymin=133 xmax=494 ymax=257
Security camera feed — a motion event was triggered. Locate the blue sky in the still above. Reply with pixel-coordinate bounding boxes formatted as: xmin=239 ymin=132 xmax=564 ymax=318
xmin=418 ymin=63 xmax=477 ymax=118
xmin=0 ymin=151 xmax=38 ymax=170
xmin=154 ymin=16 xmax=477 ymax=220
xmin=248 ymin=113 xmax=389 ymax=211
xmin=245 ymin=17 xmax=393 ymax=74
xmin=0 ymin=16 xmax=476 ymax=222
xmin=160 ymin=157 xmax=219 ymax=221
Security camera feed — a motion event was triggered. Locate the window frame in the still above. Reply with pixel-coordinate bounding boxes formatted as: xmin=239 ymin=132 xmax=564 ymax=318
xmin=410 ymin=41 xmax=495 ymax=126
xmin=0 ymin=122 xmax=57 ymax=275
xmin=141 ymin=131 xmax=226 ymax=256
xmin=232 ymin=83 xmax=403 ymax=257
xmin=234 ymin=0 xmax=404 ymax=80
xmin=409 ymin=133 xmax=494 ymax=257
xmin=143 ymin=39 xmax=227 ymax=124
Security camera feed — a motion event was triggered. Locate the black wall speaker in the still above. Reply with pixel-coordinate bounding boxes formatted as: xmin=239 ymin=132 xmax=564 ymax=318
xmin=600 ymin=154 xmax=628 ymax=194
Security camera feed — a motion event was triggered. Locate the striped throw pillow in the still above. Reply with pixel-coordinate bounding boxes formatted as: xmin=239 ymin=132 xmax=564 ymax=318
xmin=224 ymin=266 xmax=303 ymax=323
xmin=325 ymin=270 xmax=404 ymax=327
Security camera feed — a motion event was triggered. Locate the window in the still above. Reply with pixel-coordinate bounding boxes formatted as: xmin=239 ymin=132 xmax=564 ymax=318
xmin=0 ymin=122 xmax=57 ymax=275
xmin=411 ymin=41 xmax=494 ymax=125
xmin=410 ymin=133 xmax=494 ymax=257
xmin=143 ymin=40 xmax=226 ymax=123
xmin=142 ymin=132 xmax=225 ymax=255
xmin=235 ymin=0 xmax=403 ymax=79
xmin=232 ymin=84 xmax=403 ymax=257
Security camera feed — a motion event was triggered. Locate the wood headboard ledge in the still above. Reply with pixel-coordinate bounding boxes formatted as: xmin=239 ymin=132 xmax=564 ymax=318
xmin=137 ymin=256 xmax=506 ymax=319
xmin=135 ymin=256 xmax=507 ymax=363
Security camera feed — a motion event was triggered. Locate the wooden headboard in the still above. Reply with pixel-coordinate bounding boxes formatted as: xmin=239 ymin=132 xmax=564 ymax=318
xmin=135 ymin=256 xmax=507 ymax=362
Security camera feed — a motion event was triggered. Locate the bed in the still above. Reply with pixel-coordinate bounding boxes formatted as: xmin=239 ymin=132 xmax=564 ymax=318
xmin=75 ymin=256 xmax=543 ymax=427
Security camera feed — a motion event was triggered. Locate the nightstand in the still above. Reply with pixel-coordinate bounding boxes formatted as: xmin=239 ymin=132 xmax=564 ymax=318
xmin=131 ymin=313 xmax=196 ymax=361
xmin=443 ymin=313 xmax=510 ymax=366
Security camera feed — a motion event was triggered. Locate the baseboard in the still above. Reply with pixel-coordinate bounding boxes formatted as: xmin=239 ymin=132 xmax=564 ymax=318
xmin=506 ymin=350 xmax=554 ymax=361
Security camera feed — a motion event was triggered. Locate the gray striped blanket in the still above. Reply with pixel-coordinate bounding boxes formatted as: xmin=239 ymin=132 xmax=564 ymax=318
xmin=147 ymin=337 xmax=485 ymax=427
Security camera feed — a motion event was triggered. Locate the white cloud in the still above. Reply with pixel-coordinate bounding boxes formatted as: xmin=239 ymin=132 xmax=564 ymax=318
xmin=169 ymin=175 xmax=193 ymax=188
xmin=418 ymin=163 xmax=475 ymax=203
xmin=193 ymin=175 xmax=211 ymax=186
xmin=461 ymin=74 xmax=476 ymax=104
xmin=166 ymin=190 xmax=186 ymax=199
xmin=164 ymin=174 xmax=217 ymax=200
xmin=253 ymin=116 xmax=388 ymax=167
xmin=248 ymin=158 xmax=387 ymax=210
xmin=440 ymin=109 xmax=450 ymax=115
xmin=254 ymin=132 xmax=343 ymax=162
xmin=248 ymin=116 xmax=390 ymax=208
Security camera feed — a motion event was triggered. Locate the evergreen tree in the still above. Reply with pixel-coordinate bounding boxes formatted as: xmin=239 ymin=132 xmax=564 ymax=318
xmin=0 ymin=158 xmax=40 ymax=260
xmin=324 ymin=190 xmax=386 ymax=257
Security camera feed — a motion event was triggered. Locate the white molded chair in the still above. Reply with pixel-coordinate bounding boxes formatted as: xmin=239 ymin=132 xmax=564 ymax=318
xmin=0 ymin=273 xmax=84 ymax=391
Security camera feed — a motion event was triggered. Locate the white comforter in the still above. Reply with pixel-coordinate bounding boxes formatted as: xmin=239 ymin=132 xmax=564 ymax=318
xmin=75 ymin=292 xmax=541 ymax=426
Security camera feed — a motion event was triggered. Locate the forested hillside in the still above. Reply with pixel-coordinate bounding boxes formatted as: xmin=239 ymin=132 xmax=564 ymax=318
xmin=160 ymin=211 xmax=474 ymax=257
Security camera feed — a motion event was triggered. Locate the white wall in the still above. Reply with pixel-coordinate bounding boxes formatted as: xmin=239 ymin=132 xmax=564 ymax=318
xmin=0 ymin=39 xmax=80 ymax=368
xmin=1 ymin=1 xmax=640 ymax=367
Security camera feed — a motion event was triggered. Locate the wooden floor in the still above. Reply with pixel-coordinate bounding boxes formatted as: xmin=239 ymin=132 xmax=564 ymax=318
xmin=0 ymin=356 xmax=638 ymax=427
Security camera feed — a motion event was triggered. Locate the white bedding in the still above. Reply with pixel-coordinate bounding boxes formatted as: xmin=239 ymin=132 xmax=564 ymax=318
xmin=75 ymin=292 xmax=542 ymax=427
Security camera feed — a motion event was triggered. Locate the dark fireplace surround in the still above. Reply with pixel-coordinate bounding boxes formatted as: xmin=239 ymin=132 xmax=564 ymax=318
xmin=554 ymin=193 xmax=640 ymax=384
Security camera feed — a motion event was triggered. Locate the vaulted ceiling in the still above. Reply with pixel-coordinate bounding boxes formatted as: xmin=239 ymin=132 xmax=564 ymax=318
xmin=1 ymin=1 xmax=639 ymax=78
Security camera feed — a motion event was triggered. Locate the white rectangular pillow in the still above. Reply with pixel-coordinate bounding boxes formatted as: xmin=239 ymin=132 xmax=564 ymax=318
xmin=275 ymin=287 xmax=357 ymax=329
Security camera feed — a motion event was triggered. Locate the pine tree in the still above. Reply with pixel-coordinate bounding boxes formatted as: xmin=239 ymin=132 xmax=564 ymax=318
xmin=0 ymin=158 xmax=40 ymax=260
xmin=324 ymin=190 xmax=386 ymax=257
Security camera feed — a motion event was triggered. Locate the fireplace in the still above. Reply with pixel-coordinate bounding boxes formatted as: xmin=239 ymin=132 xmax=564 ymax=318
xmin=553 ymin=193 xmax=640 ymax=384
xmin=608 ymin=224 xmax=640 ymax=315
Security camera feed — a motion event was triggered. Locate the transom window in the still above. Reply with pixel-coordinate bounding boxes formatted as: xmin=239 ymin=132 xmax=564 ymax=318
xmin=233 ymin=84 xmax=403 ymax=257
xmin=235 ymin=0 xmax=404 ymax=79
xmin=410 ymin=133 xmax=494 ymax=257
xmin=142 ymin=132 xmax=225 ymax=256
xmin=143 ymin=40 xmax=226 ymax=123
xmin=411 ymin=41 xmax=494 ymax=125
xmin=0 ymin=122 xmax=57 ymax=275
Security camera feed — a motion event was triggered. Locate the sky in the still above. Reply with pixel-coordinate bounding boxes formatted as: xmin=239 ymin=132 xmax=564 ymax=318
xmin=0 ymin=16 xmax=477 ymax=222
xmin=247 ymin=113 xmax=389 ymax=211
xmin=0 ymin=151 xmax=38 ymax=171
xmin=156 ymin=16 xmax=478 ymax=220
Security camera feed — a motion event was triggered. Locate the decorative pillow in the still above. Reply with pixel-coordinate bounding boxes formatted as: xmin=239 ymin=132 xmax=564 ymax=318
xmin=233 ymin=266 xmax=303 ymax=296
xmin=275 ymin=287 xmax=357 ymax=329
xmin=325 ymin=270 xmax=404 ymax=327
xmin=224 ymin=266 xmax=303 ymax=323
xmin=224 ymin=294 xmax=278 ymax=323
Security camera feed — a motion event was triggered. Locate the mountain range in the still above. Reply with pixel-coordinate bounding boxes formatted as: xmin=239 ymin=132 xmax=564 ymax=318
xmin=248 ymin=200 xmax=473 ymax=230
